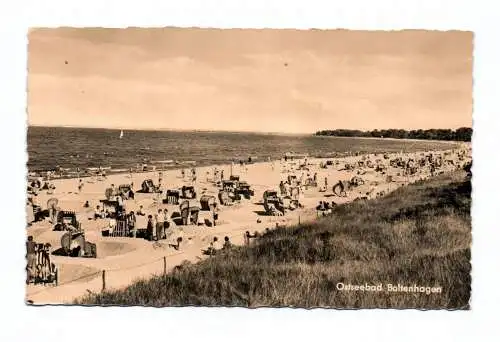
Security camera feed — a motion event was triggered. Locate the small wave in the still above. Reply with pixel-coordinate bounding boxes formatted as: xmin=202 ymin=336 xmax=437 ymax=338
xmin=176 ymin=160 xmax=197 ymax=165
xmin=87 ymin=166 xmax=111 ymax=171
xmin=152 ymin=160 xmax=174 ymax=164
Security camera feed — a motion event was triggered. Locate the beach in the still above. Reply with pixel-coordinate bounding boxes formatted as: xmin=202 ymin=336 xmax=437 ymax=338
xmin=25 ymin=145 xmax=471 ymax=304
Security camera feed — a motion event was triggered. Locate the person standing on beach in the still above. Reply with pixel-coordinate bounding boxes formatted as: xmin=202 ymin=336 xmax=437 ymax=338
xmin=222 ymin=236 xmax=232 ymax=250
xmin=284 ymin=181 xmax=291 ymax=197
xmin=116 ymin=195 xmax=123 ymax=213
xmin=108 ymin=216 xmax=117 ymax=235
xmin=279 ymin=181 xmax=286 ymax=196
xmin=31 ymin=194 xmax=43 ymax=222
xmin=26 ymin=236 xmax=37 ymax=284
xmin=155 ymin=209 xmax=164 ymax=240
xmin=128 ymin=211 xmax=136 ymax=237
xmin=146 ymin=215 xmax=154 ymax=241
xmin=163 ymin=208 xmax=170 ymax=232
xmin=48 ymin=202 xmax=57 ymax=224
xmin=158 ymin=171 xmax=163 ymax=188
xmin=121 ymin=193 xmax=128 ymax=213
xmin=191 ymin=168 xmax=197 ymax=183
xmin=212 ymin=203 xmax=219 ymax=227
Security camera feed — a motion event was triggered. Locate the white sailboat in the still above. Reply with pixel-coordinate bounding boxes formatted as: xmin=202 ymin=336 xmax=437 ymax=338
xmin=119 ymin=130 xmax=124 ymax=139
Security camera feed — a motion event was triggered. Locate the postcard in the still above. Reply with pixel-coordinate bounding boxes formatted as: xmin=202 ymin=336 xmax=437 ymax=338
xmin=25 ymin=28 xmax=472 ymax=309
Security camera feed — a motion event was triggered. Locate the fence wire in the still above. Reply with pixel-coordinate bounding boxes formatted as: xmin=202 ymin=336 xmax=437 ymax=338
xmin=26 ymin=250 xmax=187 ymax=297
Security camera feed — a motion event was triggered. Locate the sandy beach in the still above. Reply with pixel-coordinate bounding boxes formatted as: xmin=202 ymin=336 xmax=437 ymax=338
xmin=25 ymin=145 xmax=471 ymax=304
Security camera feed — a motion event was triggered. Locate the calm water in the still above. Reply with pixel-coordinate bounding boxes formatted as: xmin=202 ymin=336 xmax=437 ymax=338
xmin=27 ymin=126 xmax=458 ymax=172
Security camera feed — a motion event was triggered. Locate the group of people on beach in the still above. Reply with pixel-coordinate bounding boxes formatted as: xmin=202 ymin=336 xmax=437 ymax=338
xmin=27 ymin=177 xmax=57 ymax=225
xmin=142 ymin=208 xmax=172 ymax=241
xmin=180 ymin=168 xmax=197 ymax=184
xmin=203 ymin=236 xmax=233 ymax=256
xmin=93 ymin=193 xmax=173 ymax=241
xmin=26 ymin=235 xmax=57 ymax=285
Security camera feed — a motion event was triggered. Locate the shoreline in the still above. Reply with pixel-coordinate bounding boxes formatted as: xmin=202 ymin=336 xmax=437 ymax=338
xmin=27 ymin=143 xmax=465 ymax=181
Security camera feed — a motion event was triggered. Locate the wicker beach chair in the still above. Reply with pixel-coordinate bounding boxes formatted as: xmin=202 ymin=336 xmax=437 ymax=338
xmin=141 ymin=179 xmax=156 ymax=193
xmin=263 ymin=190 xmax=285 ymax=216
xmin=222 ymin=180 xmax=237 ymax=192
xmin=164 ymin=190 xmax=180 ymax=205
xmin=54 ymin=211 xmax=80 ymax=231
xmin=200 ymin=195 xmax=216 ymax=211
xmin=112 ymin=218 xmax=129 ymax=237
xmin=105 ymin=187 xmax=115 ymax=200
xmin=60 ymin=231 xmax=97 ymax=258
xmin=190 ymin=206 xmax=200 ymax=225
xmin=181 ymin=186 xmax=197 ymax=199
xmin=332 ymin=181 xmax=348 ymax=197
xmin=218 ymin=190 xmax=231 ymax=206
xmin=350 ymin=176 xmax=365 ymax=186
xmin=236 ymin=181 xmax=254 ymax=199
xmin=46 ymin=198 xmax=58 ymax=223
xmin=180 ymin=200 xmax=190 ymax=225
xmin=118 ymin=184 xmax=132 ymax=199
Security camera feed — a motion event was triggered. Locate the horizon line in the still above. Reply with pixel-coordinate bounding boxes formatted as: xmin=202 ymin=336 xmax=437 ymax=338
xmin=27 ymin=124 xmax=311 ymax=136
xmin=28 ymin=124 xmax=473 ymax=134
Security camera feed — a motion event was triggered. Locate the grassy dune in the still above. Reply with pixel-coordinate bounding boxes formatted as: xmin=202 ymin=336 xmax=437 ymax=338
xmin=77 ymin=171 xmax=471 ymax=309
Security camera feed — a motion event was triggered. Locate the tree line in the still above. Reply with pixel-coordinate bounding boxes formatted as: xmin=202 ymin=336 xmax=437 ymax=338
xmin=314 ymin=127 xmax=472 ymax=142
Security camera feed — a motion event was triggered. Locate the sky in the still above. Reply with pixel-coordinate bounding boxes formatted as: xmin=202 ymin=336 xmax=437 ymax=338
xmin=27 ymin=28 xmax=473 ymax=134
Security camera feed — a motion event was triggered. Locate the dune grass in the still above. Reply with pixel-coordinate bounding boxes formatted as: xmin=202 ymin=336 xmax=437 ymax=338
xmin=77 ymin=171 xmax=471 ymax=309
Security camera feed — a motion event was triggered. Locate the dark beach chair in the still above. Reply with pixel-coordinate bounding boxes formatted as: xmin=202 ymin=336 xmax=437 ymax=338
xmin=180 ymin=200 xmax=190 ymax=225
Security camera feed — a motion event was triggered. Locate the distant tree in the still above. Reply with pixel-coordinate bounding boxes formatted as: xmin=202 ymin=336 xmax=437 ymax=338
xmin=314 ymin=127 xmax=472 ymax=142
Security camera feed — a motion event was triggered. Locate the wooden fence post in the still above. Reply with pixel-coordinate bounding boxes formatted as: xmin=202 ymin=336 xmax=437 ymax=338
xmin=163 ymin=256 xmax=167 ymax=278
xmin=102 ymin=270 xmax=106 ymax=292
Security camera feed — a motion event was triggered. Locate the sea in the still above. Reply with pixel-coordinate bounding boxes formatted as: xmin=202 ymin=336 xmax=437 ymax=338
xmin=27 ymin=126 xmax=458 ymax=174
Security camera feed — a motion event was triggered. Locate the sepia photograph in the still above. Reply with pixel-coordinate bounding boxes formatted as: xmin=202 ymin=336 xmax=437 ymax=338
xmin=25 ymin=27 xmax=472 ymax=309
